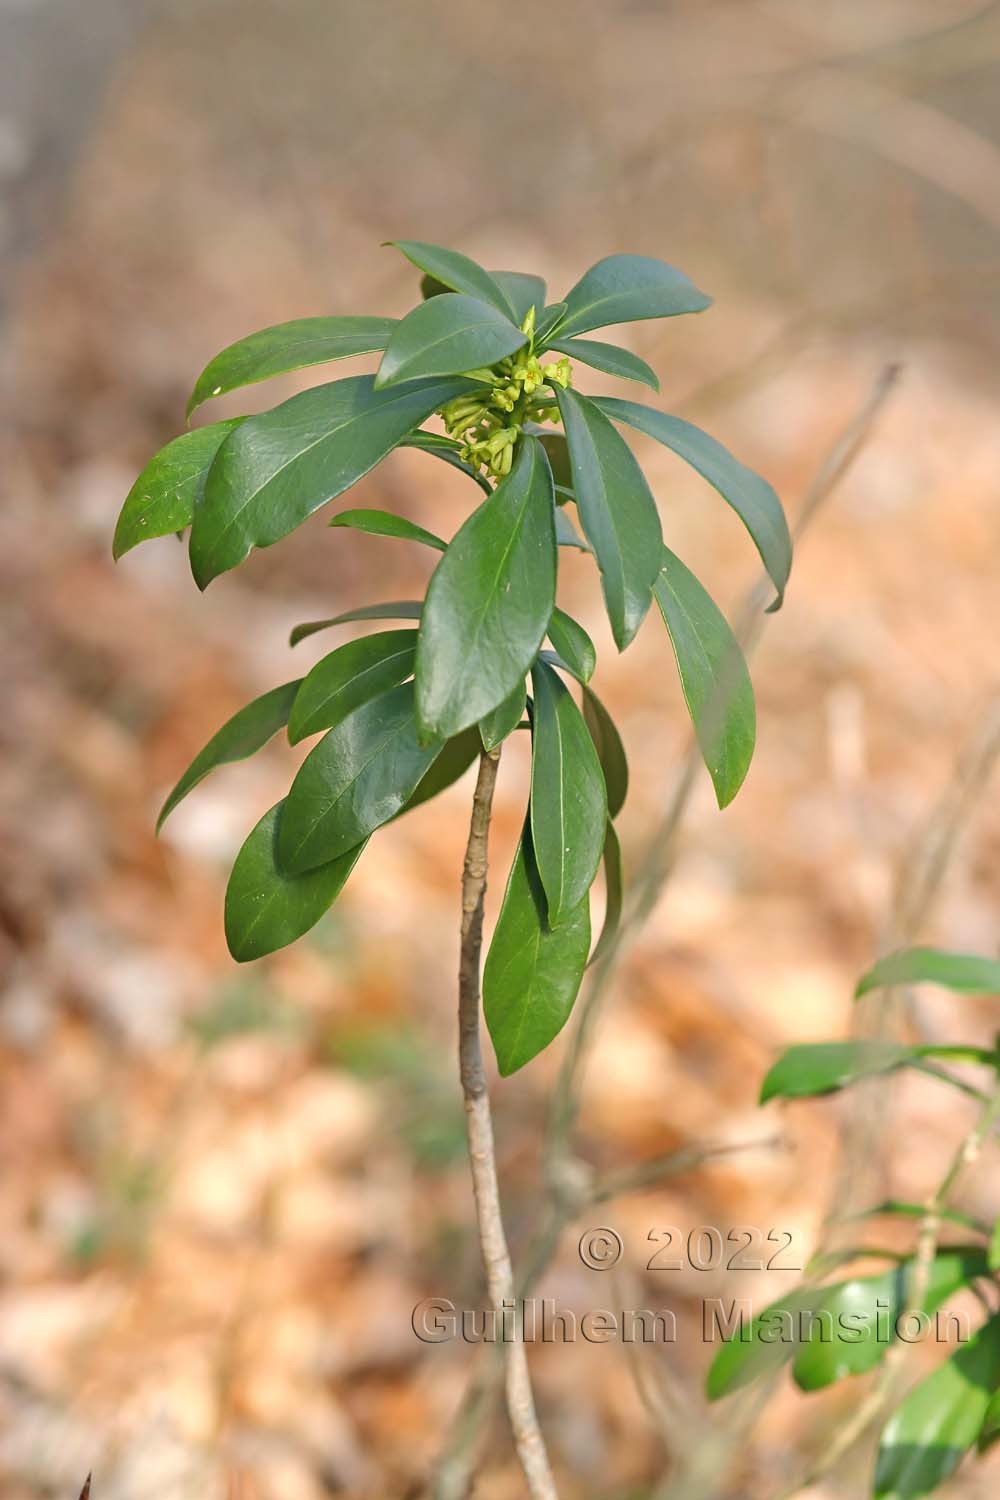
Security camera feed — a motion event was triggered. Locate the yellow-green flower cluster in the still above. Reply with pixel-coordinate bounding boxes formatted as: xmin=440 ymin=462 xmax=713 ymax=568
xmin=439 ymin=309 xmax=573 ymax=478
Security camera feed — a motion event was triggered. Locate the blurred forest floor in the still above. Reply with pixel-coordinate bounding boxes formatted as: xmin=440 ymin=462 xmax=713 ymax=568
xmin=1 ymin=2 xmax=999 ymax=1497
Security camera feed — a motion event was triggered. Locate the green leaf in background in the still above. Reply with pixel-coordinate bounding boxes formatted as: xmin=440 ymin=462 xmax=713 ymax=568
xmin=875 ymin=1312 xmax=1000 ymax=1499
xmin=553 ymin=253 xmax=712 ymax=339
xmin=186 ymin=316 xmax=397 ymax=417
xmin=758 ymin=1041 xmax=997 ymax=1102
xmin=415 ymin=437 xmax=556 ymax=739
xmin=190 ymin=374 xmax=470 ymax=586
xmin=387 ymin=240 xmax=519 ymax=319
xmin=484 ymin=826 xmax=591 ymax=1075
xmin=225 ymin=802 xmax=367 ymax=962
xmin=581 ymin=685 xmax=629 ymax=819
xmin=400 ymin=430 xmax=492 ymax=495
xmin=980 ymin=1386 xmax=1000 ymax=1452
xmin=157 ymin=680 xmax=301 ymax=832
xmin=856 ymin=948 xmax=1000 ymax=999
xmin=479 ymin=683 xmax=527 ymax=752
xmin=530 ymin=658 xmax=607 ymax=925
xmin=400 ymin=726 xmax=482 ymax=814
xmin=113 ymin=419 xmax=243 ymax=560
xmin=547 ymin=606 xmax=596 ymax=683
xmin=653 ymin=547 xmax=756 ymax=808
xmin=329 ymin=508 xmax=445 ymax=550
xmin=545 ymin=336 xmax=660 ymax=392
xmin=374 ymin=294 xmax=527 ymax=388
xmin=596 ymin=397 xmax=791 ymax=610
xmin=290 ymin=600 xmax=422 ymax=646
xmin=990 ymin=1217 xmax=1000 ymax=1273
xmin=589 ymin=821 xmax=623 ymax=966
xmin=287 ymin=630 xmax=417 ymax=745
xmin=706 ymin=1285 xmax=830 ymax=1400
xmin=556 ymin=386 xmax=662 ymax=649
xmin=280 ymin=681 xmax=442 ymax=873
xmin=490 ymin=271 xmax=547 ymax=324
xmin=555 ymin=508 xmax=590 ymax=551
xmin=792 ymin=1250 xmax=988 ymax=1392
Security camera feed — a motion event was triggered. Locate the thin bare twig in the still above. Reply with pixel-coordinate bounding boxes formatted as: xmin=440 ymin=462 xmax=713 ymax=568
xmin=457 ymin=747 xmax=558 ymax=1500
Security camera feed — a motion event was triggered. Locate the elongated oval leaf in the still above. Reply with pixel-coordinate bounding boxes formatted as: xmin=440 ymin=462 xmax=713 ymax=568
xmin=581 ymin=686 xmax=629 ymax=819
xmin=653 ymin=547 xmax=756 ymax=808
xmin=114 ymin=420 xmax=243 ymax=560
xmin=547 ymin=606 xmax=596 ymax=683
xmin=388 ymin=240 xmax=518 ymax=319
xmin=589 ymin=821 xmax=623 ymax=966
xmin=329 ymin=508 xmax=445 ymax=551
xmin=856 ymin=948 xmax=1000 ymax=999
xmin=530 ymin=658 xmax=607 ymax=925
xmin=279 ymin=681 xmax=442 ymax=873
xmin=416 ymin=437 xmax=556 ymax=739
xmin=545 ymin=336 xmax=660 ymax=392
xmin=287 ymin=630 xmax=417 ymax=745
xmin=706 ymin=1285 xmax=829 ymax=1400
xmin=225 ymin=802 xmax=367 ymax=961
xmin=793 ymin=1250 xmax=989 ymax=1393
xmin=760 ymin=1041 xmax=921 ymax=1102
xmin=479 ymin=683 xmax=527 ymax=752
xmin=484 ymin=827 xmax=591 ymax=1075
xmin=554 ymin=253 xmax=712 ymax=339
xmin=186 ymin=317 xmax=397 ymax=417
xmin=595 ymin=398 xmax=791 ymax=610
xmin=875 ymin=1312 xmax=1000 ymax=1499
xmin=556 ymin=387 xmax=662 ymax=649
xmin=490 ymin=271 xmax=547 ymax=324
xmin=157 ymin=679 xmax=301 ymax=832
xmin=375 ymin=294 xmax=526 ymax=389
xmin=189 ymin=374 xmax=470 ymax=587
xmin=290 ymin=600 xmax=422 ymax=647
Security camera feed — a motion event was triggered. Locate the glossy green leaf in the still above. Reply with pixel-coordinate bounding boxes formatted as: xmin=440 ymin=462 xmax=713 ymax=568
xmin=554 ymin=253 xmax=711 ymax=339
xmin=596 ymin=398 xmax=791 ymax=610
xmin=581 ymin=686 xmax=629 ymax=820
xmin=761 ymin=1041 xmax=917 ymax=1102
xmin=329 ymin=508 xmax=445 ymax=551
xmin=856 ymin=948 xmax=1000 ymax=999
xmin=490 ymin=271 xmax=547 ymax=324
xmin=793 ymin=1251 xmax=988 ymax=1392
xmin=530 ymin=658 xmax=607 ymax=925
xmin=287 ymin=630 xmax=417 ymax=745
xmin=387 ymin=240 xmax=518 ymax=319
xmin=556 ymin=387 xmax=662 ymax=649
xmin=415 ymin=437 xmax=556 ymax=739
xmin=555 ymin=508 xmax=590 ymax=551
xmin=981 ymin=1386 xmax=1000 ymax=1451
xmin=157 ymin=680 xmax=301 ymax=832
xmin=374 ymin=294 xmax=526 ymax=389
xmin=875 ymin=1312 xmax=1000 ymax=1498
xmin=479 ymin=683 xmax=527 ymax=752
xmin=707 ymin=1250 xmax=989 ymax=1401
xmin=546 ymin=336 xmax=660 ymax=392
xmin=401 ymin=727 xmax=482 ymax=813
xmin=280 ymin=681 xmax=442 ymax=873
xmin=225 ymin=802 xmax=366 ymax=961
xmin=653 ymin=547 xmax=755 ymax=808
xmin=401 ymin=430 xmax=492 ymax=495
xmin=114 ymin=420 xmax=243 ymax=560
xmin=547 ymin=606 xmax=596 ymax=683
xmin=190 ymin=374 xmax=470 ymax=587
xmin=484 ymin=826 xmax=591 ymax=1075
xmin=589 ymin=821 xmax=623 ymax=966
xmin=186 ymin=317 xmax=397 ymax=417
xmin=290 ymin=601 xmax=422 ymax=647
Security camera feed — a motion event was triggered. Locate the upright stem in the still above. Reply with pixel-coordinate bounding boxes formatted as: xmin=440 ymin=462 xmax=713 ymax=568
xmin=457 ymin=746 xmax=558 ymax=1500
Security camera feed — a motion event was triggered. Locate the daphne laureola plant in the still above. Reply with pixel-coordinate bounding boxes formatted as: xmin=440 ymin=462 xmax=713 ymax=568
xmin=118 ymin=243 xmax=1000 ymax=1499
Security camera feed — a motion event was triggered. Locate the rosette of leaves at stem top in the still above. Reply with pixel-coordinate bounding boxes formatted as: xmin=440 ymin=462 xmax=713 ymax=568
xmin=115 ymin=239 xmax=792 ymax=1073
